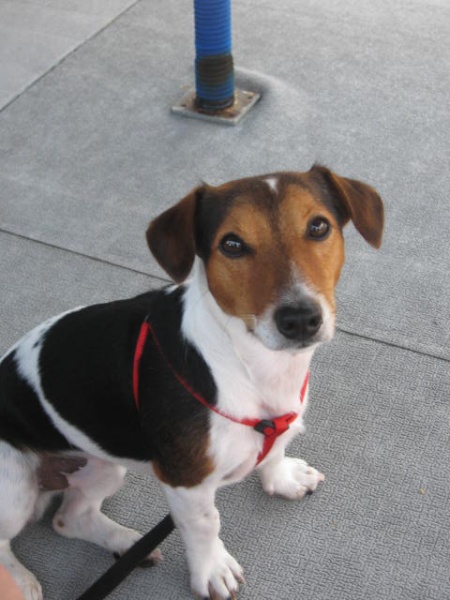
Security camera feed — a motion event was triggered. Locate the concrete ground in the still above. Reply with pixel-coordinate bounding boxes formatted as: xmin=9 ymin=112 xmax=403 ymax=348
xmin=1 ymin=1 xmax=449 ymax=599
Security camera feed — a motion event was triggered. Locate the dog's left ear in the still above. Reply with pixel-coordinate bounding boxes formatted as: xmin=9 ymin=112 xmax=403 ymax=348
xmin=146 ymin=187 xmax=202 ymax=282
xmin=310 ymin=165 xmax=384 ymax=248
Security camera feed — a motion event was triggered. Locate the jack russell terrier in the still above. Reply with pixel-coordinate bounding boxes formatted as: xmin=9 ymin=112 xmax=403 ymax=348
xmin=0 ymin=165 xmax=384 ymax=599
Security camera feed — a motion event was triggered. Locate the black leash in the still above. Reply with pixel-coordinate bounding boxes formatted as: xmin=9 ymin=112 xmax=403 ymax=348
xmin=76 ymin=513 xmax=175 ymax=600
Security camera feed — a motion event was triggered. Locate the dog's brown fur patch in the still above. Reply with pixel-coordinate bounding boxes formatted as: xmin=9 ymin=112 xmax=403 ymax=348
xmin=152 ymin=422 xmax=214 ymax=488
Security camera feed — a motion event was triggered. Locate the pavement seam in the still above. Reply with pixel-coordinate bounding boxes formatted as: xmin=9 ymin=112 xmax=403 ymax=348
xmin=0 ymin=0 xmax=142 ymax=114
xmin=336 ymin=326 xmax=450 ymax=365
xmin=1 ymin=227 xmax=448 ymax=366
xmin=0 ymin=226 xmax=169 ymax=284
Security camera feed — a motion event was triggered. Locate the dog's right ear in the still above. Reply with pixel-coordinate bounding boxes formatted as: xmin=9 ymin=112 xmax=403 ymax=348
xmin=146 ymin=187 xmax=203 ymax=283
xmin=310 ymin=165 xmax=384 ymax=249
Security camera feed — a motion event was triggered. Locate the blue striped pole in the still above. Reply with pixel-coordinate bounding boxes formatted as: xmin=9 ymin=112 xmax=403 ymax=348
xmin=194 ymin=0 xmax=235 ymax=110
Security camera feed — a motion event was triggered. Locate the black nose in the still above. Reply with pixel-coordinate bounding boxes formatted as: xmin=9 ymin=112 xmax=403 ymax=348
xmin=274 ymin=302 xmax=323 ymax=341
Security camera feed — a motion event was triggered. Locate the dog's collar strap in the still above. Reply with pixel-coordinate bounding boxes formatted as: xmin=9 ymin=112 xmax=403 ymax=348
xmin=133 ymin=320 xmax=309 ymax=466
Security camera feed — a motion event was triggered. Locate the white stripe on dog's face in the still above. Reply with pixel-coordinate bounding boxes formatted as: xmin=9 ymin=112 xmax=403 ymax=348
xmin=265 ymin=177 xmax=279 ymax=194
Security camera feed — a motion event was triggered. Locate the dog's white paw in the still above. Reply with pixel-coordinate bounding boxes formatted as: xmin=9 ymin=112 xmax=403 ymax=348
xmin=260 ymin=457 xmax=324 ymax=500
xmin=21 ymin=577 xmax=43 ymax=600
xmin=9 ymin=569 xmax=43 ymax=600
xmin=0 ymin=560 xmax=43 ymax=600
xmin=191 ymin=540 xmax=244 ymax=599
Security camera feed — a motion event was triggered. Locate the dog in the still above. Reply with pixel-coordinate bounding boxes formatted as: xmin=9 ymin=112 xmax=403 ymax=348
xmin=0 ymin=165 xmax=384 ymax=600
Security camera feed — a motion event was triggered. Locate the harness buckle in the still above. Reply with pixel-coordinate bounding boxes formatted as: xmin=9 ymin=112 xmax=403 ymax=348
xmin=253 ymin=419 xmax=276 ymax=436
xmin=254 ymin=415 xmax=296 ymax=437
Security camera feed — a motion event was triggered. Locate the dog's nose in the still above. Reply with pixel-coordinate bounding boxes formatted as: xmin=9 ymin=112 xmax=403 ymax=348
xmin=274 ymin=302 xmax=323 ymax=341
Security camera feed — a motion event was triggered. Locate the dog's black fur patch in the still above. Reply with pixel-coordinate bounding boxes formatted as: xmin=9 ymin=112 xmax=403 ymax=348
xmin=0 ymin=287 xmax=217 ymax=470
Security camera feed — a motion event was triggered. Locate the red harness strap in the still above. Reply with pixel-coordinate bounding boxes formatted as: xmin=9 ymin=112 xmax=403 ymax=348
xmin=133 ymin=321 xmax=309 ymax=466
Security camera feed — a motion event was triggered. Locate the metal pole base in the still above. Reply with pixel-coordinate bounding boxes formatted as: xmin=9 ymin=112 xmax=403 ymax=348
xmin=171 ymin=87 xmax=260 ymax=126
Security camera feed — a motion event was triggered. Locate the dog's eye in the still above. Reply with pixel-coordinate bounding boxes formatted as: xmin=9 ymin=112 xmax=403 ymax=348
xmin=219 ymin=234 xmax=248 ymax=258
xmin=308 ymin=217 xmax=330 ymax=240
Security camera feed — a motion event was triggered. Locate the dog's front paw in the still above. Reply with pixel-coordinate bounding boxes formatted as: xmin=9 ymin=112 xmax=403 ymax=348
xmin=11 ymin=569 xmax=42 ymax=600
xmin=21 ymin=578 xmax=43 ymax=600
xmin=191 ymin=540 xmax=244 ymax=599
xmin=260 ymin=457 xmax=324 ymax=500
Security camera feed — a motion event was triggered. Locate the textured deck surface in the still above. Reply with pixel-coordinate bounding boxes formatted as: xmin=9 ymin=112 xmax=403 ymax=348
xmin=1 ymin=1 xmax=449 ymax=598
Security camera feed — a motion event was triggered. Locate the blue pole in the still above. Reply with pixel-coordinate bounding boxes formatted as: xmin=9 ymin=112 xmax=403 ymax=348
xmin=194 ymin=0 xmax=235 ymax=110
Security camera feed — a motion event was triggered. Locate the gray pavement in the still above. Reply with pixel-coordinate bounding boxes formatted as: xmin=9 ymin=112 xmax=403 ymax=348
xmin=1 ymin=1 xmax=449 ymax=599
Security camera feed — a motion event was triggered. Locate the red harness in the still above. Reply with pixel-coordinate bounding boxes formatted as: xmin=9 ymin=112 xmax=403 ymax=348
xmin=133 ymin=321 xmax=309 ymax=466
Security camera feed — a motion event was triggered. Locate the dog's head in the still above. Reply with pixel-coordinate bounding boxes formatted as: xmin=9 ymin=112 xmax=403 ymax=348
xmin=146 ymin=166 xmax=384 ymax=351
